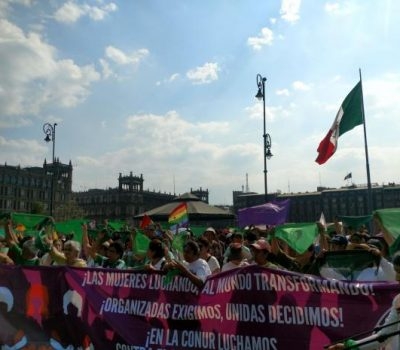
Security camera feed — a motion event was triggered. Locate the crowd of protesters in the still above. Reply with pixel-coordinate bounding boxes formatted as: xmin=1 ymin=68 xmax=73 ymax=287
xmin=1 ymin=215 xmax=400 ymax=348
xmin=0 ymin=216 xmax=397 ymax=286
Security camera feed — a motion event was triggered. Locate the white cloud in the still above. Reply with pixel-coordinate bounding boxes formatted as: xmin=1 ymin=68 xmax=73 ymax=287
xmin=186 ymin=62 xmax=219 ymax=85
xmin=72 ymin=110 xmax=257 ymax=198
xmin=0 ymin=0 xmax=32 ymax=18
xmin=197 ymin=121 xmax=231 ymax=135
xmin=330 ymin=75 xmax=342 ymax=83
xmin=0 ymin=19 xmax=100 ymax=121
xmin=276 ymin=89 xmax=290 ymax=96
xmin=54 ymin=1 xmax=117 ymax=23
xmin=0 ymin=136 xmax=47 ymax=165
xmin=364 ymin=74 xmax=400 ymax=120
xmin=54 ymin=1 xmax=84 ymax=23
xmin=123 ymin=111 xmax=233 ymax=155
xmin=168 ymin=73 xmax=180 ymax=82
xmin=49 ymin=59 xmax=100 ymax=107
xmin=100 ymin=46 xmax=149 ymax=80
xmin=292 ymin=81 xmax=311 ymax=91
xmin=86 ymin=2 xmax=117 ymax=21
xmin=75 ymin=155 xmax=103 ymax=167
xmin=125 ymin=111 xmax=194 ymax=145
xmin=156 ymin=73 xmax=180 ymax=86
xmin=0 ymin=115 xmax=32 ymax=128
xmin=105 ymin=46 xmax=149 ymax=66
xmin=280 ymin=0 xmax=301 ymax=23
xmin=246 ymin=103 xmax=291 ymax=123
xmin=324 ymin=2 xmax=340 ymax=14
xmin=11 ymin=0 xmax=33 ymax=4
xmin=247 ymin=27 xmax=274 ymax=51
xmin=324 ymin=2 xmax=356 ymax=16
xmin=99 ymin=58 xmax=113 ymax=79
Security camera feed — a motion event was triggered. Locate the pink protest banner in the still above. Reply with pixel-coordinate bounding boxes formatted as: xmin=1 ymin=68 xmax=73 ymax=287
xmin=0 ymin=265 xmax=398 ymax=349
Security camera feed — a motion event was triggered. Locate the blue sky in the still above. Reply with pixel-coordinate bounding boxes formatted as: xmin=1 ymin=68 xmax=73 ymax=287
xmin=1 ymin=0 xmax=400 ymax=205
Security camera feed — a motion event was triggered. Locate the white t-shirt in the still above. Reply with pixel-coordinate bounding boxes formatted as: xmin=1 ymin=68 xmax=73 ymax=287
xmin=186 ymin=258 xmax=211 ymax=281
xmin=221 ymin=260 xmax=249 ymax=272
xmin=206 ymin=255 xmax=220 ymax=274
xmin=355 ymin=258 xmax=396 ymax=282
xmin=320 ymin=257 xmax=396 ymax=282
xmin=151 ymin=257 xmax=166 ymax=271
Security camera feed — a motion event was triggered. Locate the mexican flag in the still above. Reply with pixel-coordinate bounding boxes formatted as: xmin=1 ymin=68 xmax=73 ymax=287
xmin=315 ymin=81 xmax=363 ymax=165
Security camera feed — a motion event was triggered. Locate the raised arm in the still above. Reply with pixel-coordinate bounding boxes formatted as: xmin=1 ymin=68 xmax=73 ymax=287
xmin=0 ymin=252 xmax=14 ymax=265
xmin=81 ymin=223 xmax=94 ymax=257
xmin=317 ymin=222 xmax=329 ymax=252
xmin=4 ymin=219 xmax=18 ymax=246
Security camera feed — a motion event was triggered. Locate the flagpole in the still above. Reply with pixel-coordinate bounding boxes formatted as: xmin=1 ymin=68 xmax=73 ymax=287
xmin=359 ymin=68 xmax=373 ymax=216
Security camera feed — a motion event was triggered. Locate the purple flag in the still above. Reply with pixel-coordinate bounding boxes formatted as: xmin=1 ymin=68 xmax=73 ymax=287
xmin=238 ymin=199 xmax=290 ymax=228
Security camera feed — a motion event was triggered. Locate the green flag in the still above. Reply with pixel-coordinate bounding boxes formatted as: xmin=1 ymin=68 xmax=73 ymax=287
xmin=374 ymin=208 xmax=400 ymax=255
xmin=55 ymin=219 xmax=85 ymax=242
xmin=172 ymin=232 xmax=190 ymax=253
xmin=274 ymin=222 xmax=318 ymax=254
xmin=336 ymin=215 xmax=372 ymax=230
xmin=134 ymin=231 xmax=151 ymax=255
xmin=11 ymin=212 xmax=50 ymax=230
xmin=107 ymin=220 xmax=127 ymax=232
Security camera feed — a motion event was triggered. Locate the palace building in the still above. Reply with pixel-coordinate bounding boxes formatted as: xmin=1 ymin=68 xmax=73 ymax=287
xmin=233 ymin=183 xmax=400 ymax=223
xmin=0 ymin=160 xmax=73 ymax=218
xmin=2 ymin=160 xmax=400 ymax=224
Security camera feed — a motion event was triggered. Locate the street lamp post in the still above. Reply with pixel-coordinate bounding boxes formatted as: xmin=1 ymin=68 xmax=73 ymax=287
xmin=265 ymin=132 xmax=273 ymax=160
xmin=43 ymin=123 xmax=57 ymax=217
xmin=255 ymin=74 xmax=273 ymax=202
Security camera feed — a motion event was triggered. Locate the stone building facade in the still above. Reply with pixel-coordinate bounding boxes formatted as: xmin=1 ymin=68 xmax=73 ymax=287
xmin=0 ymin=159 xmax=73 ymax=218
xmin=74 ymin=172 xmax=173 ymax=222
xmin=233 ymin=183 xmax=400 ymax=223
xmin=5 ymin=159 xmax=399 ymax=225
xmin=73 ymin=172 xmax=210 ymax=222
xmin=0 ymin=161 xmax=211 ymax=223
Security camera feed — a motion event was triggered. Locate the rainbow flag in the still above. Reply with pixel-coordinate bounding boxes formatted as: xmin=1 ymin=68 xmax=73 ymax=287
xmin=168 ymin=203 xmax=189 ymax=226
